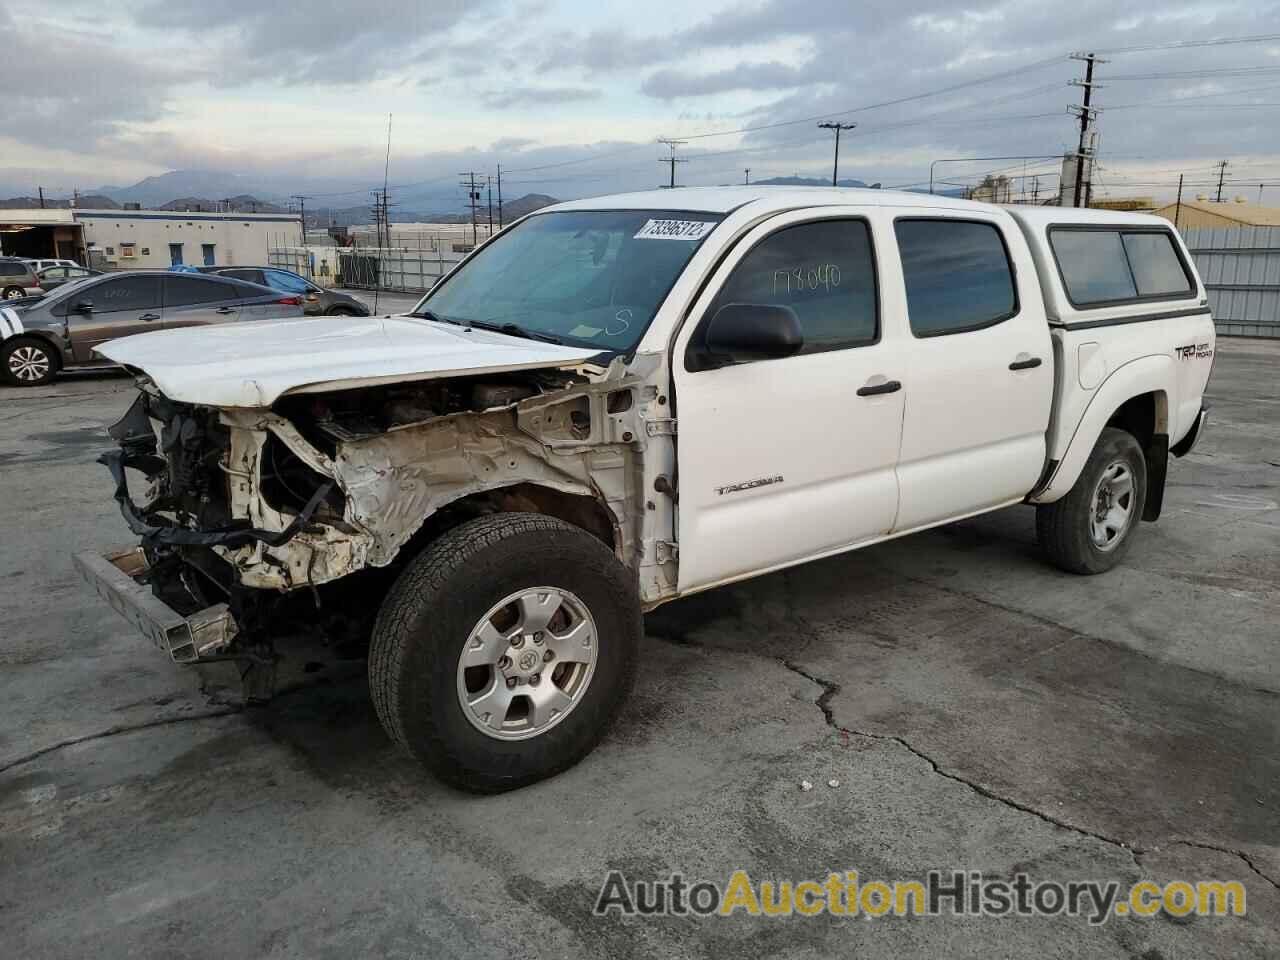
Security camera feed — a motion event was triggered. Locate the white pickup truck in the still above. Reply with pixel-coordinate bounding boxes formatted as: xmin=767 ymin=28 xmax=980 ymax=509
xmin=76 ymin=187 xmax=1214 ymax=791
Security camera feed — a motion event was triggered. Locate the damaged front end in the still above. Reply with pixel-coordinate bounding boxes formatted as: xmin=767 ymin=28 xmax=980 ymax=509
xmin=76 ymin=361 xmax=673 ymax=699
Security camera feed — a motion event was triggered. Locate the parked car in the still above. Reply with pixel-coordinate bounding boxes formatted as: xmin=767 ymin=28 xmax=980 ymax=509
xmin=0 ymin=257 xmax=41 ymax=300
xmin=75 ymin=188 xmax=1213 ymax=792
xmin=0 ymin=270 xmax=307 ymax=386
xmin=24 ymin=258 xmax=80 ymax=273
xmin=35 ymin=264 xmax=101 ymax=292
xmin=201 ymin=266 xmax=370 ymax=316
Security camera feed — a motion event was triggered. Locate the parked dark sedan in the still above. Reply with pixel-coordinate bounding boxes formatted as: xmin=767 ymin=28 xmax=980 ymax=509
xmin=200 ymin=266 xmax=370 ymax=316
xmin=0 ymin=270 xmax=305 ymax=386
xmin=36 ymin=264 xmax=101 ymax=292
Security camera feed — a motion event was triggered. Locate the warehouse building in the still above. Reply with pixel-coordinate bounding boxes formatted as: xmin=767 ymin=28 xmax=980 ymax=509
xmin=0 ymin=208 xmax=302 ymax=270
xmin=1152 ymin=197 xmax=1280 ymax=231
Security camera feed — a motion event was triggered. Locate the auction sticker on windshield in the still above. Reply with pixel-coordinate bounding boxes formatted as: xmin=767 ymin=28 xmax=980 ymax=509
xmin=634 ymin=219 xmax=718 ymax=240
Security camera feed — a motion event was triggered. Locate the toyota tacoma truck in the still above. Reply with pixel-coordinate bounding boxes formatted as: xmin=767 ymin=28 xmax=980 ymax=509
xmin=74 ymin=187 xmax=1214 ymax=792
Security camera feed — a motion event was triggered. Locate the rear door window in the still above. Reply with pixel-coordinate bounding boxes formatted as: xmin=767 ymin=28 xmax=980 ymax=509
xmin=164 ymin=276 xmax=236 ymax=306
xmin=895 ymin=219 xmax=1018 ymax=336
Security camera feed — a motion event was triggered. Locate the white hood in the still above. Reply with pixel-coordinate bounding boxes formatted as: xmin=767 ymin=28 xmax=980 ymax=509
xmin=95 ymin=314 xmax=603 ymax=407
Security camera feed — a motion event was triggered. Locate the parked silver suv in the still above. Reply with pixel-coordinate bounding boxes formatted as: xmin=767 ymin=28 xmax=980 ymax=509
xmin=0 ymin=270 xmax=305 ymax=386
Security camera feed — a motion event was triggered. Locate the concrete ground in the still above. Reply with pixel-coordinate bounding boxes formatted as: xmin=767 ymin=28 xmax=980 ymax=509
xmin=1 ymin=340 xmax=1277 ymax=959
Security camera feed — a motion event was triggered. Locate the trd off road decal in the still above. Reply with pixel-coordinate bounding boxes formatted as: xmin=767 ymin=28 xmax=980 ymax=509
xmin=1175 ymin=343 xmax=1213 ymax=360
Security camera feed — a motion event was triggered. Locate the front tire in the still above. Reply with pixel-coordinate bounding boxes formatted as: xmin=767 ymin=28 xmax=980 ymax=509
xmin=1036 ymin=427 xmax=1147 ymax=574
xmin=369 ymin=513 xmax=640 ymax=792
xmin=2 ymin=286 xmax=25 ymax=300
xmin=2 ymin=336 xmax=58 ymax=386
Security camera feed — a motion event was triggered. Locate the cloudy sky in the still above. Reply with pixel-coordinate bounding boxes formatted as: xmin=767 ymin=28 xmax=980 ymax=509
xmin=2 ymin=0 xmax=1279 ymax=209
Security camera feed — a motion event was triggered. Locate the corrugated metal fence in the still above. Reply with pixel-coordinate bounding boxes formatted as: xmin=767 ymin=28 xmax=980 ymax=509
xmin=1184 ymin=226 xmax=1280 ymax=338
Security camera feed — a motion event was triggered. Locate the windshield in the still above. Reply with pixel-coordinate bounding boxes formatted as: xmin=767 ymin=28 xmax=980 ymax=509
xmin=412 ymin=210 xmax=723 ymax=352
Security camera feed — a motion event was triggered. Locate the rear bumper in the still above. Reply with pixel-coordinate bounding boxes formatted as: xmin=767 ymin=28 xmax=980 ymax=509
xmin=72 ymin=547 xmax=238 ymax=664
xmin=1171 ymin=405 xmax=1208 ymax=457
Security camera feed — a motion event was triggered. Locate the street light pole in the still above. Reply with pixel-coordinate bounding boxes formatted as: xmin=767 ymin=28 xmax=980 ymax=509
xmin=817 ymin=122 xmax=856 ymax=186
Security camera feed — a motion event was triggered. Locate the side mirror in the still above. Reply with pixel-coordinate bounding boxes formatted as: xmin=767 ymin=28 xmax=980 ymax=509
xmin=696 ymin=303 xmax=803 ymax=369
xmin=74 ymin=299 xmax=94 ymax=313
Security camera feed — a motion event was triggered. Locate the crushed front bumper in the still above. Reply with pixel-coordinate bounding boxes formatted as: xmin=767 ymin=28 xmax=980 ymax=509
xmin=72 ymin=547 xmax=239 ymax=664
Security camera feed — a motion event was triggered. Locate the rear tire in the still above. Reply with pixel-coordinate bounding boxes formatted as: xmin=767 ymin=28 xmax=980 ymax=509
xmin=369 ymin=513 xmax=640 ymax=793
xmin=2 ymin=336 xmax=58 ymax=386
xmin=1036 ymin=427 xmax=1147 ymax=574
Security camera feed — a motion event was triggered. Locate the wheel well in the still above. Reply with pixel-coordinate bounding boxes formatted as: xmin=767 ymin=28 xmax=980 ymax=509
xmin=1106 ymin=391 xmax=1169 ymax=522
xmin=1105 ymin=391 xmax=1166 ymax=446
xmin=404 ymin=483 xmax=619 ymax=559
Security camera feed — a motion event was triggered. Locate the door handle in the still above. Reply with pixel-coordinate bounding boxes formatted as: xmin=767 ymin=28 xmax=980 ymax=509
xmin=857 ymin=379 xmax=902 ymax=397
xmin=215 ymin=306 xmax=236 ymax=314
xmin=140 ymin=313 xmax=160 ymax=322
xmin=1009 ymin=356 xmax=1043 ymax=370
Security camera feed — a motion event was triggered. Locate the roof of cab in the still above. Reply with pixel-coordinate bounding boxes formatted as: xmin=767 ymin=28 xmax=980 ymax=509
xmin=546 ymin=185 xmax=996 ymax=216
xmin=1003 ymin=205 xmax=1177 ymax=231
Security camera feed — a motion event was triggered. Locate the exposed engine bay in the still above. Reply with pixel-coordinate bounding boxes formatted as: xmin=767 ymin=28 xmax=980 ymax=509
xmin=97 ymin=360 xmax=674 ymax=692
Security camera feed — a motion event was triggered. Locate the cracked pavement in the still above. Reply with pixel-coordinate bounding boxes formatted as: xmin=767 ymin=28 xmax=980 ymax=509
xmin=1 ymin=341 xmax=1278 ymax=958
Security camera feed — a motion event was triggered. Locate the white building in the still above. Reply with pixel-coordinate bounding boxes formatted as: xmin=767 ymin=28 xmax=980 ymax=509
xmin=0 ymin=208 xmax=302 ymax=270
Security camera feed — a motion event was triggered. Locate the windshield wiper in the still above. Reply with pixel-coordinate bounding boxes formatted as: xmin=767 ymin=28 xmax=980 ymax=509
xmin=469 ymin=320 xmax=563 ymax=344
xmin=410 ymin=308 xmax=466 ymax=326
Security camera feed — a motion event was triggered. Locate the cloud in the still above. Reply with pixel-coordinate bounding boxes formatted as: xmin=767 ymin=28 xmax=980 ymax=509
xmin=482 ymin=87 xmax=602 ymax=109
xmin=490 ymin=137 xmax=539 ymax=152
xmin=0 ymin=6 xmax=188 ymax=150
xmin=642 ymin=61 xmax=812 ymax=99
xmin=129 ymin=0 xmax=495 ymax=85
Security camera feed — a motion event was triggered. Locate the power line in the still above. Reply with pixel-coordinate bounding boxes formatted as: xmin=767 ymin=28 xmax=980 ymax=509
xmin=500 ymin=53 xmax=1070 ymax=175
xmin=1103 ymin=66 xmax=1280 ymax=81
xmin=1093 ymin=33 xmax=1280 ymax=55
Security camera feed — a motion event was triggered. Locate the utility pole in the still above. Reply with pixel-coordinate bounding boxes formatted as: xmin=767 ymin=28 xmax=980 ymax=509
xmin=486 ymin=176 xmax=494 ymax=238
xmin=496 ymin=163 xmax=504 ymax=229
xmin=817 ymin=122 xmax=856 ymax=187
xmin=744 ymin=168 xmax=750 ymax=185
xmin=1214 ymin=160 xmax=1229 ymax=203
xmin=292 ymin=195 xmax=311 ymax=270
xmin=1174 ymin=174 xmax=1184 ymax=230
xmin=1069 ymin=52 xmax=1104 ymax=207
xmin=460 ymin=172 xmax=482 ymax=245
xmin=37 ymin=186 xmax=45 ymax=209
xmin=657 ymin=139 xmax=688 ymax=188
